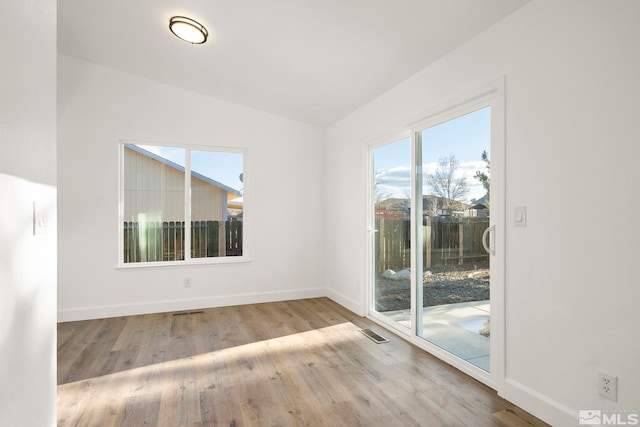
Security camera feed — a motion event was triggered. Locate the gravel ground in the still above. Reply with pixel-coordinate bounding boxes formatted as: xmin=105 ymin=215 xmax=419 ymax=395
xmin=375 ymin=262 xmax=490 ymax=312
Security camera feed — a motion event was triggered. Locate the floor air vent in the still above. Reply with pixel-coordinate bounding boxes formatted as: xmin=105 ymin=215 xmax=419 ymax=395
xmin=172 ymin=310 xmax=205 ymax=316
xmin=359 ymin=328 xmax=389 ymax=344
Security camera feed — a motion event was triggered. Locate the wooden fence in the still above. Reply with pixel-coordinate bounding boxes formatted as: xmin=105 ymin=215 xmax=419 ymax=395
xmin=123 ymin=218 xmax=243 ymax=263
xmin=375 ymin=216 xmax=489 ymax=271
xmin=225 ymin=218 xmax=243 ymax=256
xmin=375 ymin=216 xmax=411 ymax=272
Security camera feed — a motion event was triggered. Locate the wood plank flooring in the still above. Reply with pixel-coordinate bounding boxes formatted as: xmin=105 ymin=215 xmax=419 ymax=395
xmin=57 ymin=298 xmax=548 ymax=427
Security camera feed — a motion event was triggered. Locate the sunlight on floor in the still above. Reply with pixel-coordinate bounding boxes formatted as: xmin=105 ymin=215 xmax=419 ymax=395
xmin=57 ymin=321 xmax=362 ymax=419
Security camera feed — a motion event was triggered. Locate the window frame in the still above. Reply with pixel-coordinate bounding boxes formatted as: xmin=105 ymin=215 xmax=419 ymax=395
xmin=117 ymin=140 xmax=249 ymax=268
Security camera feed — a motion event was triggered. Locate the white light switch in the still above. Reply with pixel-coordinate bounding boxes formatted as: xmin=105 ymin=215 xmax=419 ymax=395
xmin=514 ymin=206 xmax=527 ymax=227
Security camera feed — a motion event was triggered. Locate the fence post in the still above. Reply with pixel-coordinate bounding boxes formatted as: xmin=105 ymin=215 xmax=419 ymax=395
xmin=378 ymin=217 xmax=384 ymax=271
xmin=236 ymin=220 xmax=243 ymax=256
xmin=123 ymin=222 xmax=129 ymax=263
xmin=219 ymin=219 xmax=226 ymax=257
xmin=162 ymin=222 xmax=168 ymax=261
xmin=458 ymin=221 xmax=464 ymax=265
xmin=424 ymin=216 xmax=431 ymax=269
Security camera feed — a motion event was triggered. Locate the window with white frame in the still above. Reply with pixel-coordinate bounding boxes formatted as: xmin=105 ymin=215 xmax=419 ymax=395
xmin=120 ymin=143 xmax=245 ymax=265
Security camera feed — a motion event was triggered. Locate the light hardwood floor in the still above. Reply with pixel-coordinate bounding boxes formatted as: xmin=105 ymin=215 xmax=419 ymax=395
xmin=57 ymin=298 xmax=548 ymax=426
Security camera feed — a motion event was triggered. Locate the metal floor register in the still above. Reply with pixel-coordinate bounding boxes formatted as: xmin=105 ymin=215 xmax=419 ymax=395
xmin=359 ymin=328 xmax=389 ymax=344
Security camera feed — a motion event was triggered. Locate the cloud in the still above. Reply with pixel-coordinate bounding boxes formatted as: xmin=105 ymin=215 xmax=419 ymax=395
xmin=375 ymin=166 xmax=411 ymax=198
xmin=375 ymin=160 xmax=488 ymax=201
xmin=377 ymin=166 xmax=411 ymax=186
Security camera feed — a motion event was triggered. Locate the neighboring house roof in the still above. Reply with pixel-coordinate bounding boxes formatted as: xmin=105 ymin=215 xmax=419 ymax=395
xmin=376 ymin=198 xmax=409 ymax=208
xmin=377 ymin=196 xmax=474 ymax=212
xmin=422 ymin=195 xmax=470 ymax=211
xmin=470 ymin=194 xmax=489 ymax=209
xmin=125 ymin=143 xmax=242 ymax=198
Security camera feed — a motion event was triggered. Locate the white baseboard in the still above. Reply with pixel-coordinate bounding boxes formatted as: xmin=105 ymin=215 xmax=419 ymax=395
xmin=502 ymin=377 xmax=577 ymax=426
xmin=57 ymin=287 xmax=326 ymax=322
xmin=325 ymin=288 xmax=364 ymax=316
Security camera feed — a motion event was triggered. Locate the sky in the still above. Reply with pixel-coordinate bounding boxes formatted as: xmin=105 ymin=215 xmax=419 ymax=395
xmin=374 ymin=106 xmax=490 ymax=203
xmin=136 ymin=145 xmax=244 ymax=193
xmin=135 ymin=106 xmax=488 ymax=203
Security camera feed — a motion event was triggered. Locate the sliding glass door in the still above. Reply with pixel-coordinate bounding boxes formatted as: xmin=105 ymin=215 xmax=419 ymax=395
xmin=368 ymin=82 xmax=504 ymax=383
xmin=416 ymin=107 xmax=492 ymax=372
xmin=372 ymin=137 xmax=412 ymax=330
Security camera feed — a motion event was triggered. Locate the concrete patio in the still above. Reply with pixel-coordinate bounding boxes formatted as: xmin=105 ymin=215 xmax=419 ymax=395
xmin=383 ymin=300 xmax=490 ymax=371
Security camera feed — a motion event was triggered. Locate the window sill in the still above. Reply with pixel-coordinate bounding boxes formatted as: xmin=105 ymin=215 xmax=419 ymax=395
xmin=117 ymin=256 xmax=252 ymax=270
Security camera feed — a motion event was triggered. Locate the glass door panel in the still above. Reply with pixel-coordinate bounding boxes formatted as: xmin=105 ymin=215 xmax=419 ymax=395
xmin=417 ymin=107 xmax=492 ymax=371
xmin=372 ymin=137 xmax=412 ymax=328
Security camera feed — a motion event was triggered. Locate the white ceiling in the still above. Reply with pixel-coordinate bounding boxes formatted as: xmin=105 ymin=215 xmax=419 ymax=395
xmin=58 ymin=0 xmax=530 ymax=127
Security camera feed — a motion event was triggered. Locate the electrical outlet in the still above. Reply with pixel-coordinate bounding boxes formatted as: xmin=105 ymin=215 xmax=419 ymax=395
xmin=183 ymin=277 xmax=192 ymax=288
xmin=599 ymin=372 xmax=618 ymax=401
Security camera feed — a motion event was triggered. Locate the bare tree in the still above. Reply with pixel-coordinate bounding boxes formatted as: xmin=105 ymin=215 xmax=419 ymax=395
xmin=373 ymin=169 xmax=392 ymax=202
xmin=423 ymin=195 xmax=440 ymax=217
xmin=426 ymin=155 xmax=469 ymax=213
xmin=473 ymin=150 xmax=490 ymax=210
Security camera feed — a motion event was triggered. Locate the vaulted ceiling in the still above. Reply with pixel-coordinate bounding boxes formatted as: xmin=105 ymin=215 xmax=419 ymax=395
xmin=58 ymin=0 xmax=530 ymax=126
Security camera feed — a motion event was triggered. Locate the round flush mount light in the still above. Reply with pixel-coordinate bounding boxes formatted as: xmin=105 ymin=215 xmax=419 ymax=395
xmin=169 ymin=16 xmax=208 ymax=44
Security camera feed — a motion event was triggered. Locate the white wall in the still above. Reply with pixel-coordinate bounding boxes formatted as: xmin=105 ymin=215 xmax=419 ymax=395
xmin=325 ymin=1 xmax=640 ymax=425
xmin=58 ymin=55 xmax=326 ymax=320
xmin=0 ymin=0 xmax=57 ymax=425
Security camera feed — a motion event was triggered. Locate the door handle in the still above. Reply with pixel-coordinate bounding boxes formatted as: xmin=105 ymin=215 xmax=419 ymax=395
xmin=482 ymin=225 xmax=495 ymax=256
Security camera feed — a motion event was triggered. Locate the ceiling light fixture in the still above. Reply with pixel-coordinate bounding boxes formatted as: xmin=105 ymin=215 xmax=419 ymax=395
xmin=169 ymin=16 xmax=208 ymax=44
